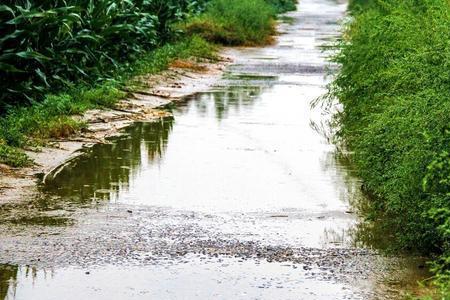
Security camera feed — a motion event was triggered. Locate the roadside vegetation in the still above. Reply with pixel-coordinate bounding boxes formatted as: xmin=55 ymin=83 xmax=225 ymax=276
xmin=0 ymin=37 xmax=215 ymax=167
xmin=184 ymin=0 xmax=277 ymax=45
xmin=0 ymin=0 xmax=297 ymax=167
xmin=329 ymin=0 xmax=450 ymax=297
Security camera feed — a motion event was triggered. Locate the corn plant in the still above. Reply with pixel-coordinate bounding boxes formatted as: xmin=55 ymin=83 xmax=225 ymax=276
xmin=0 ymin=0 xmax=208 ymax=112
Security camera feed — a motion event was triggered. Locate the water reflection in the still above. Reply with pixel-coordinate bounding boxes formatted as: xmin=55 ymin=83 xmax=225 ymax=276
xmin=179 ymin=86 xmax=266 ymax=121
xmin=0 ymin=259 xmax=374 ymax=300
xmin=42 ymin=86 xmax=266 ymax=206
xmin=42 ymin=119 xmax=174 ymax=203
xmin=329 ymin=153 xmax=403 ymax=251
xmin=0 ymin=265 xmax=17 ymax=300
xmin=0 ymin=257 xmax=431 ymax=300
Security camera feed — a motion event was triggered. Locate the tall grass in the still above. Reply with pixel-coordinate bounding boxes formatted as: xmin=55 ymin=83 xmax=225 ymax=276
xmin=328 ymin=0 xmax=450 ymax=297
xmin=184 ymin=0 xmax=297 ymax=46
xmin=347 ymin=0 xmax=375 ymax=11
xmin=265 ymin=0 xmax=298 ymax=13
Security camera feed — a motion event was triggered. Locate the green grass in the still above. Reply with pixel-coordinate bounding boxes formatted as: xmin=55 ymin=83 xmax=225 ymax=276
xmin=265 ymin=0 xmax=298 ymax=13
xmin=0 ymin=85 xmax=124 ymax=148
xmin=0 ymin=36 xmax=216 ymax=167
xmin=327 ymin=0 xmax=450 ymax=297
xmin=184 ymin=0 xmax=280 ymax=46
xmin=183 ymin=0 xmax=297 ymax=46
xmin=0 ymin=143 xmax=31 ymax=168
xmin=131 ymin=35 xmax=217 ymax=76
xmin=348 ymin=0 xmax=376 ymax=11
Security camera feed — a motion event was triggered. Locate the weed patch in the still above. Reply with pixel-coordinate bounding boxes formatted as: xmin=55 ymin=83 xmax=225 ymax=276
xmin=184 ymin=0 xmax=277 ymax=46
xmin=328 ymin=0 xmax=450 ymax=297
xmin=0 ymin=143 xmax=31 ymax=168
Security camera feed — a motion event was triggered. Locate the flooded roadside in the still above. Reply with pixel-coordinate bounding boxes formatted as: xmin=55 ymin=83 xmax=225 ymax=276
xmin=0 ymin=0 xmax=429 ymax=299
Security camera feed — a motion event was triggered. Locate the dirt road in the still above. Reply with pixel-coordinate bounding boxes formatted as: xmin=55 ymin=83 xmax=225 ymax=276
xmin=0 ymin=1 xmax=427 ymax=299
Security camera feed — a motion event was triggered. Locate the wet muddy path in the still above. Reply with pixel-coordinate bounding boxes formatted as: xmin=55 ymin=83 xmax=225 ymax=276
xmin=0 ymin=0 xmax=427 ymax=299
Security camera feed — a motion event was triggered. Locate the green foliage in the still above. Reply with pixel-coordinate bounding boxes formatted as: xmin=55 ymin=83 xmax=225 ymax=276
xmin=0 ymin=0 xmax=208 ymax=111
xmin=348 ymin=0 xmax=376 ymax=11
xmin=179 ymin=35 xmax=218 ymax=60
xmin=265 ymin=0 xmax=297 ymax=13
xmin=184 ymin=0 xmax=282 ymax=45
xmin=0 ymin=0 xmax=217 ymax=167
xmin=433 ymin=271 xmax=450 ymax=300
xmin=0 ymin=0 xmax=287 ymax=165
xmin=0 ymin=35 xmax=216 ymax=166
xmin=132 ymin=36 xmax=217 ymax=76
xmin=74 ymin=84 xmax=125 ymax=109
xmin=328 ymin=0 xmax=450 ymax=296
xmin=0 ymin=142 xmax=31 ymax=167
xmin=0 ymin=83 xmax=125 ymax=147
xmin=0 ymin=93 xmax=91 ymax=147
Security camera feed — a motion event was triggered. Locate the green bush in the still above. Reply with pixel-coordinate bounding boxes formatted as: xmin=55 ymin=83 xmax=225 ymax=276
xmin=328 ymin=0 xmax=450 ymax=296
xmin=185 ymin=0 xmax=277 ymax=46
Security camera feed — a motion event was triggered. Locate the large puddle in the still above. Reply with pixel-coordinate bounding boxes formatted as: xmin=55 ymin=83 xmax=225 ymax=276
xmin=45 ymin=84 xmax=351 ymax=215
xmin=0 ymin=0 xmax=428 ymax=299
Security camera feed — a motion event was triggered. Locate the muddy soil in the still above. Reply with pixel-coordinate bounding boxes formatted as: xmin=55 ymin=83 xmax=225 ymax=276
xmin=0 ymin=0 xmax=429 ymax=299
